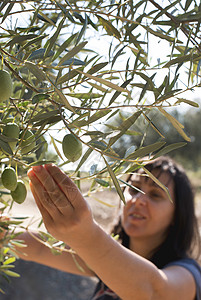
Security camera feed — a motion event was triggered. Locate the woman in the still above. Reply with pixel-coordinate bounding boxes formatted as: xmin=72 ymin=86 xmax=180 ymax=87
xmin=14 ymin=156 xmax=201 ymax=299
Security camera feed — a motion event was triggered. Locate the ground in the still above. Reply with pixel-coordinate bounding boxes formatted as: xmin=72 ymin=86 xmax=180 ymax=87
xmin=1 ymin=173 xmax=201 ymax=300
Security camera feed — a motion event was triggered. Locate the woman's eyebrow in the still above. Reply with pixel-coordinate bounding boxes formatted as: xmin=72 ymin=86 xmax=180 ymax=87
xmin=150 ymin=183 xmax=169 ymax=196
xmin=127 ymin=181 xmax=145 ymax=194
xmin=129 ymin=179 xmax=141 ymax=185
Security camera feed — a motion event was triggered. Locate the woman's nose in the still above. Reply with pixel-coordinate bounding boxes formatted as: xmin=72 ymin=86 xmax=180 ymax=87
xmin=131 ymin=192 xmax=147 ymax=205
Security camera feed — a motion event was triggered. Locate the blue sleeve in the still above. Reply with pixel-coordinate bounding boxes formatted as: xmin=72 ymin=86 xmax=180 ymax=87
xmin=165 ymin=258 xmax=201 ymax=300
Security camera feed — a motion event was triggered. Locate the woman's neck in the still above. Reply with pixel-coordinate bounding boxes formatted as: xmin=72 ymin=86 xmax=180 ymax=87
xmin=128 ymin=236 xmax=164 ymax=259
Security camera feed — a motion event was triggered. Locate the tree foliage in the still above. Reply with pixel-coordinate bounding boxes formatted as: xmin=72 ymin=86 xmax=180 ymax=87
xmin=0 ymin=0 xmax=201 ymax=284
xmin=109 ymin=104 xmax=201 ymax=169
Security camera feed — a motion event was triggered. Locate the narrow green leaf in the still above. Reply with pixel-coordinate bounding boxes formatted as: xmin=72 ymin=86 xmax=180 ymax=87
xmin=177 ymin=11 xmax=201 ymax=22
xmin=54 ymin=0 xmax=68 ymax=15
xmin=75 ymin=148 xmax=93 ymax=172
xmin=103 ymin=158 xmax=125 ymax=204
xmin=0 ymin=138 xmax=13 ymax=155
xmin=184 ymin=0 xmax=192 ymax=11
xmin=111 ymin=45 xmax=127 ymax=69
xmin=46 ymin=76 xmax=75 ymax=113
xmin=95 ymin=178 xmax=110 ymax=187
xmin=50 ymin=135 xmax=64 ymax=160
xmin=87 ymin=62 xmax=108 ymax=76
xmin=33 ymin=116 xmax=61 ymax=127
xmin=37 ymin=12 xmax=56 ymax=26
xmin=66 ymin=93 xmax=102 ymax=100
xmin=109 ymin=79 xmax=132 ymax=105
xmin=10 ymin=240 xmax=27 ymax=248
xmin=44 ymin=17 xmax=65 ymax=58
xmin=6 ymin=34 xmax=38 ymax=48
xmin=57 ymin=67 xmax=85 ymax=85
xmin=153 ymin=142 xmax=187 ymax=159
xmin=141 ymin=166 xmax=172 ymax=203
xmin=0 ymin=264 xmax=17 ymax=270
xmin=0 ymin=0 xmax=10 ymax=13
xmin=21 ymin=35 xmax=48 ymax=53
xmin=108 ymin=111 xmax=142 ymax=147
xmin=87 ymin=110 xmax=111 ymax=124
xmin=143 ymin=114 xmax=165 ymax=138
xmin=126 ymin=142 xmax=166 ymax=160
xmin=71 ymin=253 xmax=85 ymax=273
xmin=30 ymin=110 xmax=60 ymax=123
xmin=28 ymin=48 xmax=54 ymax=60
xmin=76 ymin=13 xmax=88 ymax=45
xmin=83 ymin=130 xmax=105 ymax=137
xmin=3 ymin=257 xmax=16 ymax=265
xmin=73 ymin=110 xmax=111 ymax=127
xmin=89 ymin=140 xmax=107 ymax=151
xmin=0 ymin=287 xmax=5 ymax=294
xmin=141 ymin=25 xmax=181 ymax=43
xmin=87 ymin=82 xmax=108 ymax=93
xmin=28 ymin=160 xmax=56 ymax=167
xmin=60 ymin=58 xmax=85 ymax=66
xmin=32 ymin=94 xmax=50 ymax=104
xmin=138 ymin=81 xmax=149 ymax=102
xmin=175 ymin=98 xmax=199 ymax=107
xmin=133 ymin=49 xmax=143 ymax=70
xmin=158 ymin=107 xmax=191 ymax=142
xmin=163 ymin=53 xmax=201 ymax=68
xmin=1 ymin=2 xmax=15 ymax=23
xmin=25 ymin=62 xmax=46 ymax=81
xmin=96 ymin=15 xmax=121 ymax=39
xmin=52 ymin=33 xmax=78 ymax=62
xmin=119 ymin=178 xmax=145 ymax=195
xmin=2 ymin=270 xmax=20 ymax=278
xmin=136 ymin=72 xmax=156 ymax=90
xmin=158 ymin=107 xmax=184 ymax=128
xmin=58 ymin=41 xmax=88 ymax=66
xmin=76 ymin=70 xmax=130 ymax=93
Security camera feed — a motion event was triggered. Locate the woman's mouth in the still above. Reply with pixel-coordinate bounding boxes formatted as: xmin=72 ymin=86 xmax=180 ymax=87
xmin=130 ymin=213 xmax=146 ymax=220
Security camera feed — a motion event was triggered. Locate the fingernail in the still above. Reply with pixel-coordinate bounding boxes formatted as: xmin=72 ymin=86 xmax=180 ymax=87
xmin=27 ymin=169 xmax=34 ymax=177
xmin=32 ymin=165 xmax=43 ymax=173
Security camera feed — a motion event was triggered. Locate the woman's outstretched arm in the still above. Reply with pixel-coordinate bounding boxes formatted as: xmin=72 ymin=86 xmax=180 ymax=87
xmin=15 ymin=230 xmax=95 ymax=276
xmin=27 ymin=164 xmax=196 ymax=300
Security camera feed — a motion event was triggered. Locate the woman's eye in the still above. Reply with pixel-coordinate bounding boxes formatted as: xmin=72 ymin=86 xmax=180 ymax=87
xmin=128 ymin=187 xmax=139 ymax=195
xmin=150 ymin=192 xmax=162 ymax=199
xmin=128 ymin=188 xmax=136 ymax=194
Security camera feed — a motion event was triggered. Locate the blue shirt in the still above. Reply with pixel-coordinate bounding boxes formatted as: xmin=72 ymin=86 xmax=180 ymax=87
xmin=166 ymin=258 xmax=201 ymax=300
xmin=91 ymin=258 xmax=201 ymax=300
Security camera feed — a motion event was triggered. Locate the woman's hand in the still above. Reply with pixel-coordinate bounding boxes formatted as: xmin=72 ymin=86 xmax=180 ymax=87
xmin=27 ymin=164 xmax=96 ymax=250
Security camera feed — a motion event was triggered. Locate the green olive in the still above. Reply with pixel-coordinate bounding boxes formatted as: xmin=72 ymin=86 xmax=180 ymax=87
xmin=3 ymin=122 xmax=20 ymax=150
xmin=62 ymin=134 xmax=82 ymax=162
xmin=1 ymin=167 xmax=17 ymax=191
xmin=0 ymin=70 xmax=13 ymax=102
xmin=11 ymin=180 xmax=27 ymax=204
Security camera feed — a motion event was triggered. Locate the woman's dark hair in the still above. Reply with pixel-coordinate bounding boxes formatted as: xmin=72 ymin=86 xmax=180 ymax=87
xmin=112 ymin=156 xmax=201 ymax=268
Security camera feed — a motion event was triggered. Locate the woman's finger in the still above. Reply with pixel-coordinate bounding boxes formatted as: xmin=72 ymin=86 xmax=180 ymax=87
xmin=27 ymin=169 xmax=61 ymax=218
xmin=29 ymin=181 xmax=54 ymax=225
xmin=44 ymin=164 xmax=84 ymax=208
xmin=31 ymin=166 xmax=72 ymax=210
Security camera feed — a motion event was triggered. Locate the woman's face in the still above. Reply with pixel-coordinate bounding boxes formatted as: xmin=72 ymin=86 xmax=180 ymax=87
xmin=121 ymin=168 xmax=175 ymax=248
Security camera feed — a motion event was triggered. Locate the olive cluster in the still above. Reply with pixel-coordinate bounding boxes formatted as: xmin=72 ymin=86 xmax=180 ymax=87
xmin=1 ymin=167 xmax=27 ymax=204
xmin=3 ymin=122 xmax=36 ymax=156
